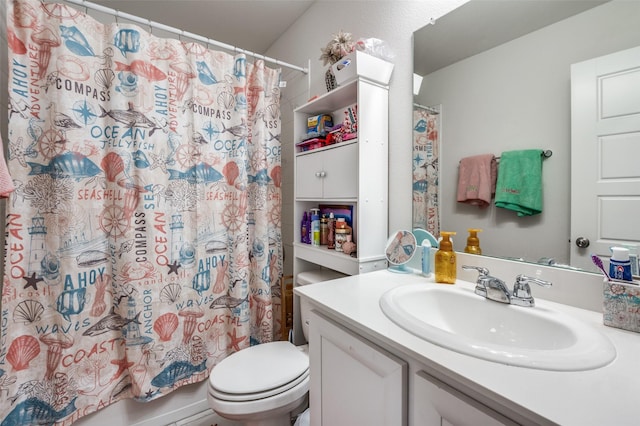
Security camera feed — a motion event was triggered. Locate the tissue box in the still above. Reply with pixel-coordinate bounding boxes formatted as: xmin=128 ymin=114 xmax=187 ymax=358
xmin=603 ymin=279 xmax=640 ymax=332
xmin=331 ymin=51 xmax=394 ymax=86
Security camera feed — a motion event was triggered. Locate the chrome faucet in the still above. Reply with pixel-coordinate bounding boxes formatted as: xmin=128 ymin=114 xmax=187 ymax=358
xmin=462 ymin=266 xmax=552 ymax=307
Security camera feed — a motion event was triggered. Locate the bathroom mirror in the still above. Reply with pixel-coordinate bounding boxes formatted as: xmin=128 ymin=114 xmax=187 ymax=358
xmin=413 ymin=0 xmax=639 ymax=272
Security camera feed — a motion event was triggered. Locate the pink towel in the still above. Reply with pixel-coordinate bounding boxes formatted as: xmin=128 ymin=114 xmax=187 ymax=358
xmin=457 ymin=154 xmax=497 ymax=208
xmin=0 ymin=135 xmax=15 ymax=198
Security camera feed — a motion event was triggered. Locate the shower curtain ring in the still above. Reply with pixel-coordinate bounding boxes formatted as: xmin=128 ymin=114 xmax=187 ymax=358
xmin=114 ymin=9 xmax=119 ymax=27
xmin=148 ymin=19 xmax=153 ymax=34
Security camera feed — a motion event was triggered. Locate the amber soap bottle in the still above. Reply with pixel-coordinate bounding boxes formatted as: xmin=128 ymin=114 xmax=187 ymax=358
xmin=435 ymin=231 xmax=457 ymax=284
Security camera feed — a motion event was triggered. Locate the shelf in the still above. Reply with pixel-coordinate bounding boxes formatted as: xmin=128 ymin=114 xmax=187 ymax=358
xmin=293 ymin=242 xmax=386 ymax=276
xmin=294 ymin=77 xmax=389 ymax=282
xmin=295 ymin=80 xmax=358 ymax=115
xmin=296 ymin=139 xmax=358 ymax=157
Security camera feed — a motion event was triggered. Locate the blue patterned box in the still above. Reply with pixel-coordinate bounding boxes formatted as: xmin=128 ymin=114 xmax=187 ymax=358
xmin=603 ymin=279 xmax=640 ymax=333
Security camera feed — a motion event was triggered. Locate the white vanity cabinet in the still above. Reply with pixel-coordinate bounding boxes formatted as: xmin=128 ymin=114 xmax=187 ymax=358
xmin=309 ymin=308 xmax=521 ymax=426
xmin=307 ymin=308 xmax=519 ymax=426
xmin=309 ymin=310 xmax=407 ymax=426
xmin=293 ymin=78 xmax=389 ymax=277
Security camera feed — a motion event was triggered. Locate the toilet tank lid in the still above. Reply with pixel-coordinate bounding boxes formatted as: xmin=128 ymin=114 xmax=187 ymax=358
xmin=210 ymin=341 xmax=308 ymax=394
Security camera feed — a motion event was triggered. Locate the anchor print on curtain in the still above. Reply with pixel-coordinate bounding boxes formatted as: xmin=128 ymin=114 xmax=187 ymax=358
xmin=1 ymin=0 xmax=284 ymax=424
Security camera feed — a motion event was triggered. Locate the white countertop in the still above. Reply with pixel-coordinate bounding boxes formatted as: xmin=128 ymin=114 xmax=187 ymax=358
xmin=295 ymin=269 xmax=640 ymax=426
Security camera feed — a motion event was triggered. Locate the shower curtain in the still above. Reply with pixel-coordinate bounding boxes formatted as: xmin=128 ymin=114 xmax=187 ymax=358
xmin=412 ymin=107 xmax=440 ymax=236
xmin=1 ymin=0 xmax=283 ymax=424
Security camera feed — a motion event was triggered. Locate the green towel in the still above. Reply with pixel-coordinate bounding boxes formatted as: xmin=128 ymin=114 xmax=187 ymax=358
xmin=494 ymin=149 xmax=543 ymax=216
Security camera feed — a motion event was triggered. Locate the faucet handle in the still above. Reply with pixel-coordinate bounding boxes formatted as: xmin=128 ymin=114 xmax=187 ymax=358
xmin=462 ymin=265 xmax=491 ymax=297
xmin=462 ymin=265 xmax=490 ymax=276
xmin=511 ymin=274 xmax=552 ymax=307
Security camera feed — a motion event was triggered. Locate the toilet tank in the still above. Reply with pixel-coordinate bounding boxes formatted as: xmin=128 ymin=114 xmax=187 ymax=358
xmin=296 ymin=269 xmax=347 ymax=341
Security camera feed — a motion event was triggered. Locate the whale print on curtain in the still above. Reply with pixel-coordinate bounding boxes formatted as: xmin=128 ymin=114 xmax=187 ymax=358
xmin=1 ymin=0 xmax=283 ymax=424
xmin=412 ymin=107 xmax=440 ymax=236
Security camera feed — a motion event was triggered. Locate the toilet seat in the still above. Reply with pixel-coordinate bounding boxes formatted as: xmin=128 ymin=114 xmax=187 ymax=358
xmin=209 ymin=341 xmax=309 ymax=402
xmin=210 ymin=368 xmax=309 ymax=401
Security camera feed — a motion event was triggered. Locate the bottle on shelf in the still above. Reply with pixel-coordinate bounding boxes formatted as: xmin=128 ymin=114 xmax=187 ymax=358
xmin=334 ymin=218 xmax=352 ymax=252
xmin=327 ymin=212 xmax=336 ymax=249
xmin=320 ymin=215 xmax=329 ymax=245
xmin=311 ymin=208 xmax=321 ymax=246
xmin=301 ymin=211 xmax=309 ymax=244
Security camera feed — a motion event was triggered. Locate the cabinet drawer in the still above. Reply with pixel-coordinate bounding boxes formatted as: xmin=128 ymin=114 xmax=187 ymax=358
xmin=414 ymin=371 xmax=518 ymax=426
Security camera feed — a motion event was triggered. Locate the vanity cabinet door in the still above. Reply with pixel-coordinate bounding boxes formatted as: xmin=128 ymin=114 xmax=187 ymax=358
xmin=414 ymin=371 xmax=518 ymax=426
xmin=309 ymin=310 xmax=407 ymax=426
xmin=295 ymin=142 xmax=358 ymax=199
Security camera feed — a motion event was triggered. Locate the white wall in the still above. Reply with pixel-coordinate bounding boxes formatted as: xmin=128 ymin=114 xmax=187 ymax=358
xmin=418 ymin=0 xmax=640 ymax=265
xmin=266 ymin=0 xmax=467 ymax=277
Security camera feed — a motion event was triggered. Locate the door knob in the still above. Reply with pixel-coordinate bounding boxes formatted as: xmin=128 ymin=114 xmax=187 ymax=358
xmin=575 ymin=237 xmax=590 ymax=248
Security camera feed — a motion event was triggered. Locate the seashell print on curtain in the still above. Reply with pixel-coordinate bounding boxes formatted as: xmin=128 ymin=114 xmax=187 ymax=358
xmin=1 ymin=0 xmax=284 ymax=424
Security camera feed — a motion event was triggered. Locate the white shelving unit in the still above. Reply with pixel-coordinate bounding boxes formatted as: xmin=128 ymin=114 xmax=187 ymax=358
xmin=292 ymin=77 xmax=390 ymax=342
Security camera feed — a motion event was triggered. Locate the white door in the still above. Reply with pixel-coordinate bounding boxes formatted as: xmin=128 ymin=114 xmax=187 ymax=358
xmin=570 ymin=46 xmax=640 ymax=271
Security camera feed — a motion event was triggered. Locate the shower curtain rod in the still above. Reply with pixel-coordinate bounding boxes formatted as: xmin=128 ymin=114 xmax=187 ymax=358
xmin=413 ymin=102 xmax=440 ymax=114
xmin=62 ymin=0 xmax=309 ymax=74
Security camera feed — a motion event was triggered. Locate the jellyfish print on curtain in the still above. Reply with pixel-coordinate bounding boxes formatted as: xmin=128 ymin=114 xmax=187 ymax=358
xmin=1 ymin=0 xmax=283 ymax=424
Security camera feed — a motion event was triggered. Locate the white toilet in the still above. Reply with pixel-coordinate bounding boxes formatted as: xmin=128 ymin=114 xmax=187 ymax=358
xmin=207 ymin=269 xmax=346 ymax=426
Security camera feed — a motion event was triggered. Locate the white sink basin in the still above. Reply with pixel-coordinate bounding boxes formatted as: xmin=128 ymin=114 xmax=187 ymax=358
xmin=380 ymin=284 xmax=616 ymax=371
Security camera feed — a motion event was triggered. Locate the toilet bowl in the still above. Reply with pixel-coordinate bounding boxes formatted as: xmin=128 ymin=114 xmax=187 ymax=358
xmin=207 ymin=268 xmax=346 ymax=426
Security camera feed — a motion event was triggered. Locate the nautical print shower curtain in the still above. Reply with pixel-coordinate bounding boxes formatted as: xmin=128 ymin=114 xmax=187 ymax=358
xmin=1 ymin=0 xmax=283 ymax=423
xmin=412 ymin=107 xmax=440 ymax=237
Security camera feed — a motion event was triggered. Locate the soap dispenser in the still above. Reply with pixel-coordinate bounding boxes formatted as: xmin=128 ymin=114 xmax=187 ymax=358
xmin=435 ymin=231 xmax=457 ymax=284
xmin=464 ymin=228 xmax=482 ymax=255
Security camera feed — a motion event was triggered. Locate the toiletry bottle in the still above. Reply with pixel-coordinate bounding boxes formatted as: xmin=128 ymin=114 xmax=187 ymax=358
xmin=320 ymin=215 xmax=328 ymax=245
xmin=421 ymin=239 xmax=432 ymax=277
xmin=301 ymin=212 xmax=308 ymax=244
xmin=610 ymin=246 xmax=632 ymax=281
xmin=435 ymin=231 xmax=457 ymax=284
xmin=327 ymin=212 xmax=336 ymax=249
xmin=310 ymin=209 xmax=320 ymax=246
xmin=464 ymin=228 xmax=482 ymax=255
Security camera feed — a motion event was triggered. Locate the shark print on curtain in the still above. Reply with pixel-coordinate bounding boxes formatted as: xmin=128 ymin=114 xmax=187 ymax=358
xmin=1 ymin=0 xmax=284 ymax=424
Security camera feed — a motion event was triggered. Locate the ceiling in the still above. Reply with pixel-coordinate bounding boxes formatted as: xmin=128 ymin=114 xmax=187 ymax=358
xmin=90 ymin=0 xmax=316 ymax=54
xmin=414 ymin=0 xmax=608 ymax=76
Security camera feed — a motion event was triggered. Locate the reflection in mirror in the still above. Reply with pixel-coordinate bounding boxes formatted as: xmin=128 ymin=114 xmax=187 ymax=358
xmin=412 ymin=103 xmax=440 ymax=237
xmin=413 ymin=0 xmax=640 ymax=273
